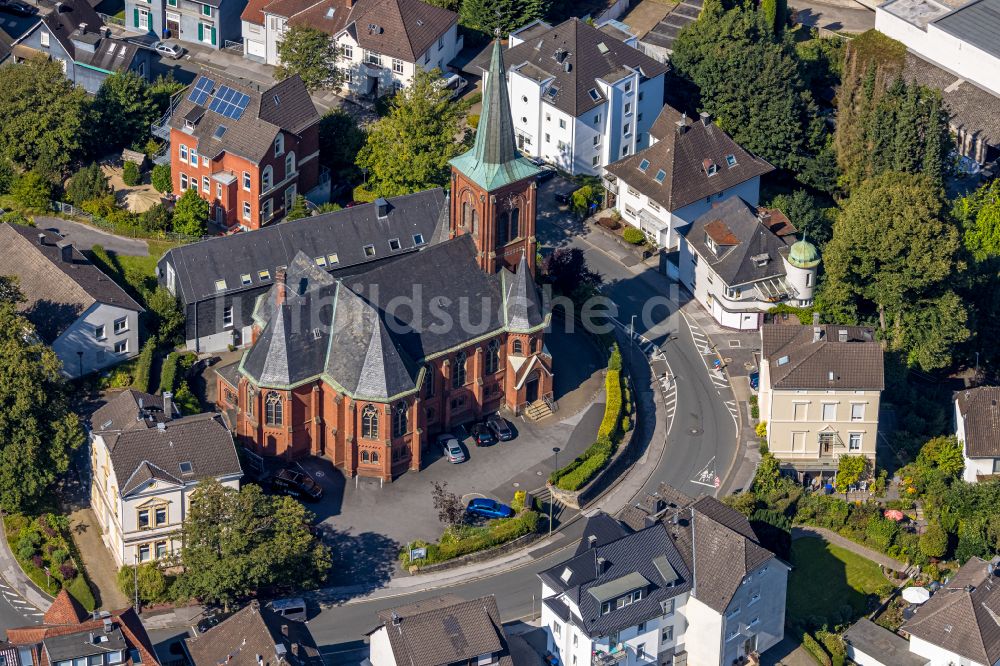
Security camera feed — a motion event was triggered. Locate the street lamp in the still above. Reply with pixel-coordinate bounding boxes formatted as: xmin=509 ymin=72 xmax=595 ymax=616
xmin=133 ymin=553 xmax=139 ymax=613
xmin=628 ymin=314 xmax=637 ymax=370
xmin=549 ymin=447 xmax=561 ymax=536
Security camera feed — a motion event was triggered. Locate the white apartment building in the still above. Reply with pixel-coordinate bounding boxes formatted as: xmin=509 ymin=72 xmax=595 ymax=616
xmin=603 ymin=107 xmax=774 ymax=249
xmin=954 ymin=386 xmax=1000 ymax=483
xmin=678 ymin=197 xmax=820 ymax=330
xmin=241 ymin=0 xmax=460 ymax=98
xmin=540 ymin=490 xmax=788 ymax=666
xmin=89 ymin=390 xmax=243 ymax=567
xmin=473 ymin=18 xmax=667 ymax=176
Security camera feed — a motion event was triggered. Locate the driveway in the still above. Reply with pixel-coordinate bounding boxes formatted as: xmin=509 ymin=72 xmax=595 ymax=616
xmin=36 ymin=216 xmax=149 ymax=256
xmin=789 ymin=0 xmax=875 ymax=32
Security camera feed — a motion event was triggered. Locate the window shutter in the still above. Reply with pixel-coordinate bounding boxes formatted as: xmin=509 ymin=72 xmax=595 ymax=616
xmin=197 ymin=23 xmax=203 ymax=41
xmin=211 ymin=26 xmax=216 ymax=45
xmin=133 ymin=7 xmax=140 ymax=27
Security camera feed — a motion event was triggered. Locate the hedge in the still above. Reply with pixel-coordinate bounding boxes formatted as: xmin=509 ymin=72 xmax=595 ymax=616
xmin=66 ymin=574 xmax=96 ymax=612
xmin=597 ymin=369 xmax=622 ymax=439
xmin=816 ymin=631 xmax=846 ymax=666
xmin=400 ymin=511 xmax=540 ymax=566
xmin=800 ymin=632 xmax=832 ymax=666
xmin=622 ymin=227 xmax=645 ymax=245
xmin=159 ymin=351 xmax=196 ymax=394
xmin=132 ymin=338 xmax=156 ymax=393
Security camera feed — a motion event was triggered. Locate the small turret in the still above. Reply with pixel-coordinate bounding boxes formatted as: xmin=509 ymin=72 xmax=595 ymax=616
xmin=783 ymin=234 xmax=820 ymax=306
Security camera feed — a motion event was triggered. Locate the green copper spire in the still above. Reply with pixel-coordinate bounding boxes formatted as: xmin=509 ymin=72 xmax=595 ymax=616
xmin=450 ymin=39 xmax=540 ymax=192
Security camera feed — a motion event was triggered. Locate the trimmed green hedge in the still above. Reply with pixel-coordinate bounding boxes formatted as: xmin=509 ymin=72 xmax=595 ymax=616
xmin=400 ymin=511 xmax=540 ymax=566
xmin=622 ymin=227 xmax=645 ymax=245
xmin=132 ymin=338 xmax=156 ymax=393
xmin=597 ymin=369 xmax=622 ymax=439
xmin=159 ymin=351 xmax=197 ymax=394
xmin=800 ymin=632 xmax=832 ymax=666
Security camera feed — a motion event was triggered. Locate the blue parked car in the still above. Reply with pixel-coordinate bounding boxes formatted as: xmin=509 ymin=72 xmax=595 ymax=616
xmin=749 ymin=371 xmax=760 ymax=391
xmin=466 ymin=498 xmax=515 ymax=519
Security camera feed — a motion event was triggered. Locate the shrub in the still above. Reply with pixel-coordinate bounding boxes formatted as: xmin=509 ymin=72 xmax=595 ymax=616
xmin=58 ymin=563 xmax=77 ymax=580
xmin=920 ymin=524 xmax=948 ymax=559
xmin=817 ymin=631 xmax=846 ymax=666
xmin=66 ymin=163 xmax=110 ymax=206
xmin=158 ymin=351 xmax=195 ymax=393
xmin=353 ymin=185 xmax=378 ymax=203
xmin=140 ymin=203 xmax=172 ymax=232
xmin=401 ymin=510 xmax=540 ymax=566
xmin=122 ymin=161 xmax=141 ymax=186
xmin=622 ymin=227 xmax=645 ymax=244
xmin=467 ymin=114 xmax=480 ymax=129
xmin=556 ymin=451 xmax=611 ymax=490
xmin=151 ymin=164 xmax=172 ymax=193
xmin=132 ymin=339 xmax=156 ymax=393
xmin=66 ymin=574 xmax=96 ymax=612
xmin=173 ymin=382 xmax=201 ymax=415
xmin=117 ymin=564 xmax=167 ymax=604
xmin=50 ymin=549 xmax=68 ymax=566
xmin=598 ymin=370 xmax=622 ymax=439
xmin=756 ymin=421 xmax=768 ymax=439
xmin=12 ymin=171 xmax=52 ymax=211
xmin=621 ymin=416 xmax=631 ymax=432
xmin=800 ymin=632 xmax=831 ymax=666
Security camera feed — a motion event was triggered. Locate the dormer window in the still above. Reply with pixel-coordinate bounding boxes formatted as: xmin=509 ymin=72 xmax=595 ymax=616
xmin=705 ymin=160 xmax=718 ymax=176
xmin=751 ymin=253 xmax=769 ymax=267
xmin=705 ymin=234 xmax=718 ymax=255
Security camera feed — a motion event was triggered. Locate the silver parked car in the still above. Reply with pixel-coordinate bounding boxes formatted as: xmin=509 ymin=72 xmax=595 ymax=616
xmin=437 ymin=434 xmax=466 ymax=463
xmin=154 ymin=41 xmax=185 ymax=59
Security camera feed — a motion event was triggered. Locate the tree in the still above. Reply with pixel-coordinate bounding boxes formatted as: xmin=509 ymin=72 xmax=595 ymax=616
xmin=140 ymin=203 xmax=173 ymax=233
xmin=0 ymin=157 xmax=15 ymax=195
xmin=916 ymin=435 xmax=964 ymax=479
xmin=542 ymin=247 xmax=603 ymax=302
xmin=357 ymin=69 xmax=463 ymax=197
xmin=959 ymin=180 xmax=1000 ymax=262
xmin=461 ymin=0 xmax=547 ymax=36
xmin=752 ymin=452 xmax=782 ymax=492
xmin=0 ymin=287 xmax=85 ymax=513
xmin=766 ymin=189 xmax=833 ymax=247
xmin=91 ymin=72 xmax=158 ymax=155
xmin=151 ymin=164 xmax=173 ymax=194
xmin=146 ymin=287 xmax=185 ymax=345
xmin=178 ymin=480 xmax=330 ymax=609
xmin=819 ymin=172 xmax=969 ymax=371
xmin=122 ymin=161 xmax=141 ymax=187
xmin=0 ymin=57 xmax=89 ymax=175
xmin=147 ymin=74 xmax=186 ymax=117
xmin=835 ymin=454 xmax=870 ymax=493
xmin=318 ymin=109 xmax=365 ymax=180
xmin=172 ymin=189 xmax=209 ymax=237
xmin=117 ymin=563 xmax=167 ymax=605
xmin=431 ymin=481 xmax=466 ymax=528
xmin=670 ymin=5 xmax=826 ymax=175
xmin=919 ymin=524 xmax=948 ymax=560
xmin=286 ymin=195 xmax=310 ymax=221
xmin=275 ymin=26 xmax=340 ymax=92
xmin=12 ymin=171 xmax=52 ymax=211
xmin=66 ymin=164 xmax=110 ymax=207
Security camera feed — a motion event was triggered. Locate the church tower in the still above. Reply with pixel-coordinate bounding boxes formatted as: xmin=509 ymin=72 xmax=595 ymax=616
xmin=449 ymin=40 xmax=542 ymax=274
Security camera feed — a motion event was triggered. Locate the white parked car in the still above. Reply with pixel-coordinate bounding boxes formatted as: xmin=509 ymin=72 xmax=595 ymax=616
xmin=435 ymin=73 xmax=468 ymax=99
xmin=154 ymin=41 xmax=185 ymax=59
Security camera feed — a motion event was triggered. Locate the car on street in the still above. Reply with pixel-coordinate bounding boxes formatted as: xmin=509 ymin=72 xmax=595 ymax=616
xmin=438 ymin=434 xmax=466 ymax=463
xmin=470 ymin=423 xmax=496 ymax=447
xmin=0 ymin=0 xmax=36 ymax=15
xmin=749 ymin=371 xmax=759 ymax=391
xmin=271 ymin=468 xmax=323 ymax=501
xmin=536 ymin=163 xmax=557 ymax=182
xmin=466 ymin=498 xmax=514 ymax=519
xmin=154 ymin=41 xmax=185 ymax=59
xmin=267 ymin=598 xmax=307 ymax=622
xmin=486 ymin=413 xmax=514 ymax=441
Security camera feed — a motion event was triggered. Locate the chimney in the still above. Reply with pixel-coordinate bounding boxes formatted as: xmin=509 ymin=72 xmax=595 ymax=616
xmin=587 ymin=535 xmax=597 ymax=549
xmin=37 ymin=232 xmax=46 ymax=245
xmin=392 ymin=611 xmax=401 ymax=627
xmin=597 ymin=556 xmax=607 ymax=572
xmin=162 ymin=392 xmax=173 ymax=421
xmin=375 ymin=197 xmax=390 ymax=219
xmin=838 ymin=329 xmax=848 ymax=343
xmin=812 ymin=311 xmax=820 ymax=326
xmin=275 ymin=268 xmax=287 ymax=306
xmin=57 ymin=241 xmax=73 ymax=263
xmin=281 ymin=624 xmax=289 ymax=637
xmin=813 ymin=326 xmax=822 ymax=343
xmin=291 ymin=644 xmax=299 ymax=657
xmin=699 ymin=111 xmax=711 ymax=126
xmin=103 ymin=618 xmax=113 ymax=634
xmin=78 ymin=22 xmax=87 ymax=32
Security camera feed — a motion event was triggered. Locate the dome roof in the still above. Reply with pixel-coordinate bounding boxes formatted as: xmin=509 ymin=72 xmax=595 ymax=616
xmin=788 ymin=237 xmax=820 ymax=267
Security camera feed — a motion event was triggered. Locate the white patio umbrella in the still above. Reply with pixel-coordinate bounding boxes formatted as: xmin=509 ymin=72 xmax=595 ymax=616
xmin=902 ymin=586 xmax=932 ymax=604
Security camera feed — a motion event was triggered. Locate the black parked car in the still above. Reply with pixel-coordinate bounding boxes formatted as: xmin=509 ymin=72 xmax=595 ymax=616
xmin=0 ymin=0 xmax=36 ymax=15
xmin=471 ymin=423 xmax=496 ymax=447
xmin=271 ymin=468 xmax=323 ymax=501
xmin=486 ymin=414 xmax=514 ymax=441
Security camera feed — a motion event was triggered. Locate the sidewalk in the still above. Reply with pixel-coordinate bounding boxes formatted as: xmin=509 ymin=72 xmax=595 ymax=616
xmin=67 ymin=508 xmax=129 ymax=610
xmin=0 ymin=513 xmax=53 ymax=612
xmin=791 ymin=525 xmax=908 ymax=572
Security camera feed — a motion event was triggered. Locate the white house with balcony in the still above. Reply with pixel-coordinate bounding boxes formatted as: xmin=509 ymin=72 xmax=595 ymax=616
xmin=602 ymin=106 xmax=774 ymax=249
xmin=241 ymin=0 xmax=460 ymax=99
xmin=470 ymin=18 xmax=667 ymax=176
xmin=89 ymin=390 xmax=243 ymax=567
xmin=539 ymin=491 xmax=788 ymax=666
xmin=677 ymin=196 xmax=820 ymax=330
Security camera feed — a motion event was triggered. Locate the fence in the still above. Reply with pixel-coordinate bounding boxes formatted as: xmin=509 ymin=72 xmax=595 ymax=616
xmin=50 ymin=200 xmax=205 ymax=243
xmin=223 ymin=39 xmax=243 ymax=53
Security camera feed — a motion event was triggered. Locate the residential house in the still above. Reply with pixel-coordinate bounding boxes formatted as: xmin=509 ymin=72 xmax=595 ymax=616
xmin=954 ymin=386 xmax=1000 ymax=483
xmin=157 ymin=188 xmax=449 ymax=352
xmin=212 ymin=41 xmax=556 ymax=481
xmin=368 ymin=594 xmax=539 ymax=666
xmin=759 ymin=318 xmax=885 ymax=483
xmin=469 ymin=18 xmax=668 ymax=176
xmin=0 ymin=223 xmax=143 ymax=378
xmin=677 ymin=197 xmax=820 ymax=330
xmin=603 ymin=106 xmax=774 ymax=249
xmin=241 ymin=0 xmax=461 ymax=100
xmin=876 ymin=0 xmax=1000 ymax=164
xmin=125 ymin=0 xmax=243 ymax=51
xmin=5 ymin=590 xmax=160 ymax=666
xmin=184 ymin=600 xmax=321 ymax=666
xmin=89 ymin=389 xmax=243 ymax=567
xmin=842 ymin=619 xmax=929 ymax=666
xmin=9 ymin=0 xmax=150 ymax=94
xmin=157 ymin=67 xmax=321 ymax=230
xmin=540 ymin=487 xmax=788 ymax=666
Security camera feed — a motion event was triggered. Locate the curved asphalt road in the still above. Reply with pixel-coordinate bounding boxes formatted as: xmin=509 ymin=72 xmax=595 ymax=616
xmin=305 ymin=209 xmax=737 ymax=655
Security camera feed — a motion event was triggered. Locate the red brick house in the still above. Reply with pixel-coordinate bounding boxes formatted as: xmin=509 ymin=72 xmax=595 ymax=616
xmin=214 ymin=41 xmax=556 ymax=481
xmin=168 ymin=68 xmax=320 ymax=230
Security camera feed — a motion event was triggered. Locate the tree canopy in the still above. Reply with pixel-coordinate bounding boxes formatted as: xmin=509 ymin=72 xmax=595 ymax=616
xmin=66 ymin=164 xmax=111 ymax=207
xmin=356 ymin=69 xmax=464 ymax=197
xmin=177 ymin=480 xmax=331 ymax=608
xmin=819 ymin=172 xmax=969 ymax=371
xmin=0 ymin=281 xmax=85 ymax=513
xmin=172 ymin=189 xmax=209 ymax=237
xmin=0 ymin=57 xmax=90 ymax=176
xmin=318 ymin=109 xmax=365 ymax=180
xmin=460 ymin=0 xmax=547 ymax=37
xmin=275 ymin=26 xmax=341 ymax=92
xmin=91 ymin=72 xmax=159 ymax=155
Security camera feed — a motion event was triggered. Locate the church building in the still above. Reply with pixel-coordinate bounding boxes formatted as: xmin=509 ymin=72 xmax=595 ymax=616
xmin=214 ymin=41 xmax=556 ymax=481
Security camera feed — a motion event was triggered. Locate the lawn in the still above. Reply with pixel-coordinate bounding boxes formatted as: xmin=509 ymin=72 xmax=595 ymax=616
xmin=786 ymin=537 xmax=891 ymax=629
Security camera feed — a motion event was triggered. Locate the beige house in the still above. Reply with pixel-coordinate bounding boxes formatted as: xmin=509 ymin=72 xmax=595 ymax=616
xmin=759 ymin=319 xmax=884 ymax=484
xmin=90 ymin=390 xmax=243 ymax=567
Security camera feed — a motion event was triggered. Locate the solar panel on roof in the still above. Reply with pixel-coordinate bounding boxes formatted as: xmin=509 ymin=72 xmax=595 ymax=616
xmin=188 ymin=76 xmax=215 ymax=105
xmin=209 ymin=85 xmax=251 ymax=120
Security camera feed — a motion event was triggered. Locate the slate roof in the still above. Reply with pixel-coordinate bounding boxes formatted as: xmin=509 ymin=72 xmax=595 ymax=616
xmin=29 ymin=0 xmax=140 ymax=72
xmin=680 ymin=197 xmax=798 ymax=288
xmin=6 ymin=607 xmax=159 ymax=666
xmin=932 ymin=0 xmax=1000 ymax=59
xmin=471 ymin=18 xmax=668 ymax=118
xmin=185 ymin=600 xmax=321 ymax=666
xmin=842 ymin=619 xmax=929 ymax=666
xmin=761 ymin=323 xmax=885 ymax=391
xmin=371 ymin=595 xmax=513 ymax=666
xmin=0 ymin=223 xmax=142 ymax=342
xmin=91 ymin=390 xmax=242 ymax=497
xmin=160 ymin=189 xmax=447 ymax=306
xmin=956 ymin=386 xmax=1000 ymax=458
xmin=169 ymin=68 xmax=318 ymax=164
xmin=503 ymin=253 xmax=546 ymax=332
xmin=606 ymin=106 xmax=773 ymax=212
xmin=902 ymin=557 xmax=1000 ymax=665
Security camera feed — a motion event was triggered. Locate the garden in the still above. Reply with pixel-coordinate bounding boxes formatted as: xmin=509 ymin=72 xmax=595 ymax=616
xmin=4 ymin=513 xmax=96 ymax=611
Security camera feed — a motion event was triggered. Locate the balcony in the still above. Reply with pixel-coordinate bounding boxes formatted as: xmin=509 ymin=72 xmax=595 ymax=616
xmin=602 ymin=175 xmax=618 ymax=194
xmin=362 ymin=61 xmax=384 ymax=77
xmin=593 ymin=648 xmax=627 ymax=666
